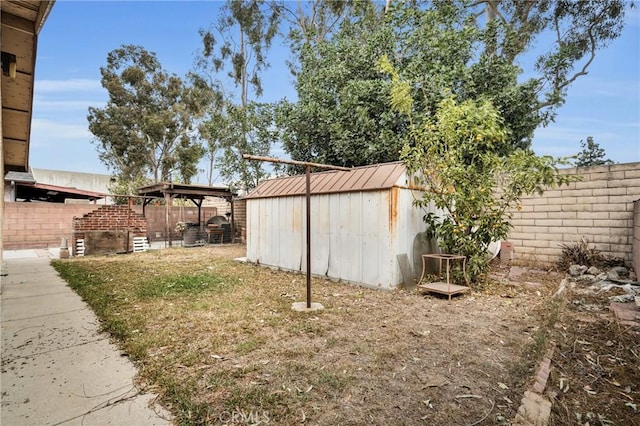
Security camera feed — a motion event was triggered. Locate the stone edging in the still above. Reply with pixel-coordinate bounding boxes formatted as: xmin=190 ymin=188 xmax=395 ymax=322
xmin=512 ymin=345 xmax=554 ymax=425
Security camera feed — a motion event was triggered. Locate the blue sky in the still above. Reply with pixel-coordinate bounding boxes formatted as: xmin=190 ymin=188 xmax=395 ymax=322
xmin=31 ymin=1 xmax=640 ymax=184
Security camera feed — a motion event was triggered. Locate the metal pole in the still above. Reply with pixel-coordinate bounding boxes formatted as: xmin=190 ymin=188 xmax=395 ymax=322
xmin=241 ymin=154 xmax=352 ymax=310
xmin=306 ymin=165 xmax=311 ymax=308
xmin=242 ymin=154 xmax=351 ymax=171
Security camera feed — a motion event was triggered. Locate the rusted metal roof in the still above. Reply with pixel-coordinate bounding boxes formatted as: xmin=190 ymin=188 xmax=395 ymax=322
xmin=246 ymin=161 xmax=407 ymax=199
xmin=14 ymin=182 xmax=106 ymax=202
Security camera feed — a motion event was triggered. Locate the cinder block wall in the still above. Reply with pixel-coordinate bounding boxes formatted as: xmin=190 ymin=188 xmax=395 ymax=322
xmin=509 ymin=162 xmax=640 ymax=266
xmin=3 ymin=203 xmax=98 ymax=249
xmin=2 ymin=204 xmax=221 ymax=249
xmin=633 ymin=200 xmax=640 ymax=274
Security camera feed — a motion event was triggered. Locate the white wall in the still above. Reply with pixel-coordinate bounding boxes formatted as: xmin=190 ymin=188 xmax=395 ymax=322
xmin=31 ymin=168 xmax=113 ymax=194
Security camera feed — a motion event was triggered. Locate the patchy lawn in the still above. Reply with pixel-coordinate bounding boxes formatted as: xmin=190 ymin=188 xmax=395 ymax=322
xmin=52 ymin=246 xmax=565 ymax=425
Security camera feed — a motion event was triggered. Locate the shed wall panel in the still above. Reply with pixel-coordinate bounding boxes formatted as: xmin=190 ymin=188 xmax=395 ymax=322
xmin=362 ymin=191 xmax=389 ymax=287
xmin=247 ymin=198 xmax=260 ymax=261
xmin=291 ymin=197 xmax=303 ymax=270
xmin=327 ymin=193 xmax=343 ymax=279
xmin=394 ymin=189 xmax=432 ymax=278
xmin=346 ymin=192 xmax=363 ymax=283
xmin=310 ymin=195 xmax=331 ymax=275
xmin=246 ymin=172 xmax=437 ymax=289
xmin=264 ymin=197 xmax=275 ymax=265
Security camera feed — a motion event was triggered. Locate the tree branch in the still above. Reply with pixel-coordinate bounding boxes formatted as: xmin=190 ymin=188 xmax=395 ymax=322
xmin=538 ymin=8 xmax=601 ymax=110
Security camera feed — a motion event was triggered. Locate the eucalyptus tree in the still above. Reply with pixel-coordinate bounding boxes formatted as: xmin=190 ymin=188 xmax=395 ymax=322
xmin=87 ymin=45 xmax=211 ymax=185
xmin=196 ymin=0 xmax=280 ymax=192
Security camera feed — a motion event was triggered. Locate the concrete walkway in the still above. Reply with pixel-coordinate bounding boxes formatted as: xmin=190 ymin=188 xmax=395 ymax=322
xmin=1 ymin=251 xmax=172 ymax=425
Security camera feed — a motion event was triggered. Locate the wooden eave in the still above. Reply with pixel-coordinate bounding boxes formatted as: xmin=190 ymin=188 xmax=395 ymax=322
xmin=137 ymin=182 xmax=237 ymax=202
xmin=1 ymin=0 xmax=55 ymax=173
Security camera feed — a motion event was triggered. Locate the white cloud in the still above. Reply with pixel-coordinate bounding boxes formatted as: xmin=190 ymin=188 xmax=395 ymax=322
xmin=31 ymin=118 xmax=92 ymax=141
xmin=33 ymin=99 xmax=105 ymax=112
xmin=573 ymin=78 xmax=640 ymax=101
xmin=35 ymin=78 xmax=102 ymax=93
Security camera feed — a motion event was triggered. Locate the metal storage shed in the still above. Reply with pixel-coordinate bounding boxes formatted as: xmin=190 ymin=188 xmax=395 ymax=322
xmin=245 ymin=161 xmax=438 ymax=290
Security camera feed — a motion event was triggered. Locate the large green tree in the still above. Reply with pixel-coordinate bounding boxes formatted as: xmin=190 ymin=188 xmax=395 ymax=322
xmin=278 ymin=0 xmax=627 ymax=168
xmin=88 ymin=45 xmax=211 ymax=184
xmin=276 ymin=4 xmax=404 ymax=170
xmin=196 ymin=0 xmax=280 ymax=192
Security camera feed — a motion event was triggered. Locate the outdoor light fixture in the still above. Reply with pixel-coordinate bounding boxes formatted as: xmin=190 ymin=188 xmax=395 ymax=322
xmin=1 ymin=51 xmax=17 ymax=79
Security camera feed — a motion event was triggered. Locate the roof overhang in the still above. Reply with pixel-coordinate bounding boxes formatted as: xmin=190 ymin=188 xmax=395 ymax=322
xmin=1 ymin=0 xmax=55 ymax=173
xmin=11 ymin=181 xmax=106 ymax=203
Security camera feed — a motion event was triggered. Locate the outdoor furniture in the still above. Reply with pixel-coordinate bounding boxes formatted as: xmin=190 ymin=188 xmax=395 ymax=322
xmin=417 ymin=253 xmax=470 ymax=300
xmin=206 ymin=225 xmax=224 ymax=244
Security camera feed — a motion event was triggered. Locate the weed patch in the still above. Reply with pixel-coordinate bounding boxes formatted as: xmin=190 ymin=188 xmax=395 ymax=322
xmin=136 ymin=273 xmax=237 ymax=298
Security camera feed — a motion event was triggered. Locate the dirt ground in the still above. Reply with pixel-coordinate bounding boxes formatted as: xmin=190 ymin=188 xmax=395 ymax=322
xmin=54 ymin=245 xmax=640 ymax=425
xmin=546 ymin=282 xmax=640 ymax=425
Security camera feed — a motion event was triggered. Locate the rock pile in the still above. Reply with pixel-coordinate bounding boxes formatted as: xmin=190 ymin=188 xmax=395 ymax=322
xmin=566 ymin=264 xmax=639 ymax=303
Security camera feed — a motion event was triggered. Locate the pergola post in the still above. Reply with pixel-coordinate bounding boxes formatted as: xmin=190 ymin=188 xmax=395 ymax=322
xmin=165 ymin=193 xmax=171 ymax=247
xmin=230 ymin=197 xmax=235 ymax=242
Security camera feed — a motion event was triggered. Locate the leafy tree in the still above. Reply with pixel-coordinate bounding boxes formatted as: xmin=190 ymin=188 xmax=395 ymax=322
xmin=108 ymin=175 xmax=150 ymax=205
xmin=575 ymin=136 xmax=614 ymax=167
xmin=278 ymin=0 xmax=627 ymax=168
xmin=201 ymin=102 xmax=279 ymax=191
xmin=276 ymin=3 xmax=404 ymax=172
xmin=196 ymin=0 xmax=280 ymax=191
xmin=276 ymin=1 xmax=373 ymax=63
xmin=383 ymin=54 xmax=578 ymax=280
xmin=88 ymin=45 xmax=211 ymax=184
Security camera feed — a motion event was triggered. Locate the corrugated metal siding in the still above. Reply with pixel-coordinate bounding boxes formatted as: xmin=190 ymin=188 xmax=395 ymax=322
xmin=394 ymin=189 xmax=436 ymax=279
xmin=247 ymin=190 xmax=395 ymax=288
xmin=246 ymin=162 xmax=406 ymax=199
xmin=246 ymin=188 xmax=436 ymax=288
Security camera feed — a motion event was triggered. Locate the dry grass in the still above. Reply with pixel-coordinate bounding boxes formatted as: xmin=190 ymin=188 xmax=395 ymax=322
xmin=53 ymin=246 xmax=562 ymax=425
xmin=547 ymin=289 xmax=640 ymax=425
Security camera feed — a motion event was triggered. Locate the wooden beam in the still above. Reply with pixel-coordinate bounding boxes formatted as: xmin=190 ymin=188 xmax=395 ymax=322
xmin=1 ymin=12 xmax=36 ymax=35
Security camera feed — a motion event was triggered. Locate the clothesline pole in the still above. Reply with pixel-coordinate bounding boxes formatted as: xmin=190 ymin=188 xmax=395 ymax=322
xmin=242 ymin=154 xmax=351 ymax=310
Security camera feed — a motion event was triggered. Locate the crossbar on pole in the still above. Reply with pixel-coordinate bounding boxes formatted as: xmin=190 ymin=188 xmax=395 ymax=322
xmin=242 ymin=154 xmax=352 ymax=310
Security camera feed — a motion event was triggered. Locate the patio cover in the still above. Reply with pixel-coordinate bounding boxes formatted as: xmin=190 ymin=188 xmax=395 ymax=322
xmin=137 ymin=182 xmax=237 ymax=244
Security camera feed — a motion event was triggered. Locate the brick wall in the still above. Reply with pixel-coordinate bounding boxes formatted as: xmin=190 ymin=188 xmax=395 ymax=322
xmin=72 ymin=206 xmax=147 ymax=255
xmin=509 ymin=162 xmax=640 ymax=266
xmin=3 ymin=203 xmax=99 ymax=250
xmin=73 ymin=205 xmax=147 ymax=235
